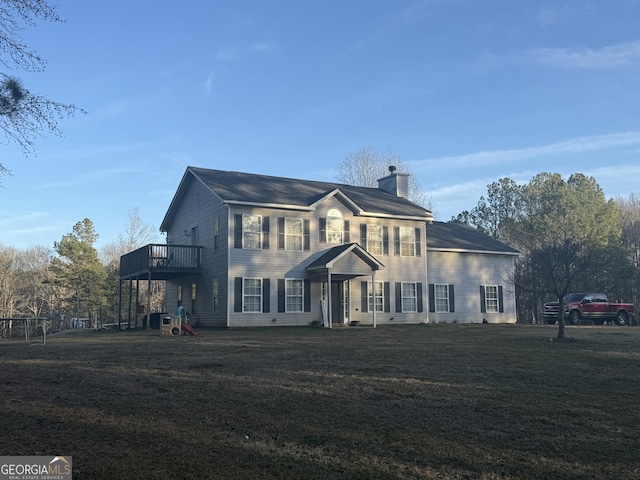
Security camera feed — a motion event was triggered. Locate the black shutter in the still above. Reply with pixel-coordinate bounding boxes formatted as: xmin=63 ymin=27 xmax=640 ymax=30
xmin=480 ymin=286 xmax=486 ymax=313
xmin=498 ymin=286 xmax=504 ymax=313
xmin=361 ymin=281 xmax=368 ymax=313
xmin=383 ymin=227 xmax=389 ymax=255
xmin=263 ymin=278 xmax=270 ymax=312
xmin=303 ymin=220 xmax=310 ymax=251
xmin=277 ymin=279 xmax=285 ymax=313
xmin=384 ymin=283 xmax=390 ymax=312
xmin=415 ymin=228 xmax=421 ymax=256
xmin=277 ymin=217 xmax=285 ymax=250
xmin=319 ymin=218 xmax=326 ymax=243
xmin=234 ymin=214 xmax=243 ymax=249
xmin=449 ymin=284 xmax=455 ymax=313
xmin=360 ymin=224 xmax=367 ymax=249
xmin=344 ymin=220 xmax=350 ymax=243
xmin=428 ymin=284 xmax=435 ymax=313
xmin=394 ymin=227 xmax=400 ymax=255
xmin=234 ymin=277 xmax=243 ymax=312
xmin=395 ymin=282 xmax=402 ymax=312
xmin=304 ymin=279 xmax=311 ymax=312
xmin=417 ymin=283 xmax=423 ymax=313
xmin=262 ymin=217 xmax=269 ymax=249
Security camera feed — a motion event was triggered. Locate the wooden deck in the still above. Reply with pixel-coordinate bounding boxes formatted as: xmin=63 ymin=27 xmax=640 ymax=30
xmin=119 ymin=244 xmax=202 ymax=280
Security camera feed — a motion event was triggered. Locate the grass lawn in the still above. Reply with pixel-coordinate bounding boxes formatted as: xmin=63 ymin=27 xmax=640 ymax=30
xmin=1 ymin=324 xmax=639 ymax=479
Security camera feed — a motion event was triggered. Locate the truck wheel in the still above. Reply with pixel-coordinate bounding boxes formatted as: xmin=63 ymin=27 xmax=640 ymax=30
xmin=615 ymin=312 xmax=629 ymax=326
xmin=568 ymin=310 xmax=581 ymax=325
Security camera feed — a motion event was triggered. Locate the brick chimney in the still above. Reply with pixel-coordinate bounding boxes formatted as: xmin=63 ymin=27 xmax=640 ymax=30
xmin=377 ymin=166 xmax=409 ymax=199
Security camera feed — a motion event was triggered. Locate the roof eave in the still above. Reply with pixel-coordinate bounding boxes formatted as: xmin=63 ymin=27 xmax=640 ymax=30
xmin=427 ymin=247 xmax=520 ymax=256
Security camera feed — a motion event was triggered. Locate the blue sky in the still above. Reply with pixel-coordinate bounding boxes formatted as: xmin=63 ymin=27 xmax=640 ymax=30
xmin=3 ymin=0 xmax=640 ymax=251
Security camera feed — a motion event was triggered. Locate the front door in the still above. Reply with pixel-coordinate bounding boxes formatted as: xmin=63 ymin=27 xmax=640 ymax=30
xmin=330 ymin=281 xmax=350 ymax=325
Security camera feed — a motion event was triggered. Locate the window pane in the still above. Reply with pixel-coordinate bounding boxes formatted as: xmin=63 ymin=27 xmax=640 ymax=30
xmin=243 ymin=215 xmax=262 ymax=249
xmin=435 ymin=284 xmax=449 ymax=313
xmin=402 ymin=282 xmax=417 ymax=312
xmin=327 ymin=209 xmax=343 ymax=244
xmin=285 ymin=218 xmax=303 ymax=251
xmin=367 ymin=225 xmax=382 ymax=255
xmin=400 ymin=227 xmax=415 ymax=256
xmin=286 ymin=279 xmax=303 ymax=312
xmin=243 ymin=278 xmax=262 ymax=312
xmin=368 ymin=281 xmax=384 ymax=312
xmin=485 ymin=285 xmax=498 ymax=313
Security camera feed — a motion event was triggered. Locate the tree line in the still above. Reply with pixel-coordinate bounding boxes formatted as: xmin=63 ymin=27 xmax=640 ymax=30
xmin=454 ymin=173 xmax=639 ymax=336
xmin=0 ymin=209 xmax=163 ymax=338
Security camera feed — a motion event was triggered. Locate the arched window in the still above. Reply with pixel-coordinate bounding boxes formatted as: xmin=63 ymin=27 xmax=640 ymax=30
xmin=326 ymin=208 xmax=343 ymax=244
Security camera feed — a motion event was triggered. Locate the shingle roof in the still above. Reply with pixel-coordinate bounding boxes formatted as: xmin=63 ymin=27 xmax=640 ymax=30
xmin=188 ymin=167 xmax=431 ymax=218
xmin=426 ymin=222 xmax=519 ymax=255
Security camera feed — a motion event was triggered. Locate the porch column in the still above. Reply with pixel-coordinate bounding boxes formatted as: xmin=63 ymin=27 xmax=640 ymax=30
xmin=147 ymin=270 xmax=152 ymax=330
xmin=372 ymin=271 xmax=377 ymax=328
xmin=135 ymin=278 xmax=140 ymax=329
xmin=128 ymin=280 xmax=134 ymax=326
xmin=327 ymin=270 xmax=332 ymax=329
xmin=118 ymin=279 xmax=122 ymax=328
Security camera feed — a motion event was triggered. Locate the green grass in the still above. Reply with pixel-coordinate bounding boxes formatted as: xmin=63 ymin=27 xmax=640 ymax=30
xmin=1 ymin=324 xmax=639 ymax=479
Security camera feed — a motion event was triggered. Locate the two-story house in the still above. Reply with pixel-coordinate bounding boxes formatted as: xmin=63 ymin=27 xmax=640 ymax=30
xmin=119 ymin=166 xmax=519 ymax=327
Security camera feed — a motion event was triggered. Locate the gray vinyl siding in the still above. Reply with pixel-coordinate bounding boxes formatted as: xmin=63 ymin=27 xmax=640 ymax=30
xmin=227 ymin=197 xmax=428 ymax=327
xmin=164 ymin=177 xmax=229 ymax=327
xmin=427 ymin=250 xmax=517 ymax=324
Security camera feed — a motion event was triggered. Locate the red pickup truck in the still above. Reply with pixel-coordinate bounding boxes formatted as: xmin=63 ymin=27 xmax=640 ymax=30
xmin=544 ymin=293 xmax=636 ymax=326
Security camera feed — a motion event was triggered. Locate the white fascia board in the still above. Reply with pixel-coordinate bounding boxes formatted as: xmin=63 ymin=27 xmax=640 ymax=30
xmin=357 ymin=211 xmax=433 ymax=222
xmin=427 ymin=247 xmax=520 ymax=256
xmin=224 ymin=200 xmax=315 ymax=211
xmin=326 ymin=244 xmax=385 ymax=270
xmin=310 ymin=188 xmax=364 ymax=214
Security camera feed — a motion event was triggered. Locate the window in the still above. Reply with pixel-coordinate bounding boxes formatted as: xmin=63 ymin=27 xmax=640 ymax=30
xmin=400 ymin=227 xmax=415 ymax=256
xmin=327 ymin=208 xmax=343 ymax=244
xmin=429 ymin=284 xmax=454 ymax=313
xmin=367 ymin=225 xmax=383 ymax=255
xmin=368 ymin=281 xmax=384 ymax=312
xmin=191 ymin=283 xmax=197 ymax=314
xmin=243 ymin=278 xmax=262 ymax=312
xmin=243 ymin=215 xmax=262 ymax=249
xmin=435 ymin=284 xmax=450 ymax=313
xmin=402 ymin=282 xmax=417 ymax=312
xmin=177 ymin=285 xmax=182 ymax=307
xmin=485 ymin=285 xmax=499 ymax=313
xmin=212 ymin=279 xmax=219 ymax=314
xmin=286 ymin=279 xmax=304 ymax=312
xmin=285 ymin=218 xmax=303 ymax=251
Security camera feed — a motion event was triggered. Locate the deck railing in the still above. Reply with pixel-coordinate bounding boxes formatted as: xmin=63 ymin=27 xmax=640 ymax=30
xmin=119 ymin=244 xmax=202 ymax=279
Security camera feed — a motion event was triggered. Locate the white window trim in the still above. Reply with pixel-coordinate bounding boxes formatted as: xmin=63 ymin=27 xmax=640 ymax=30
xmin=400 ymin=226 xmax=416 ymax=257
xmin=368 ymin=281 xmax=384 ymax=312
xmin=485 ymin=285 xmax=499 ymax=313
xmin=327 ymin=208 xmax=343 ymax=245
xmin=434 ymin=283 xmax=450 ymax=313
xmin=402 ymin=282 xmax=417 ymax=313
xmin=285 ymin=278 xmax=304 ymax=313
xmin=367 ymin=224 xmax=383 ymax=256
xmin=285 ymin=217 xmax=303 ymax=252
xmin=243 ymin=214 xmax=262 ymax=250
xmin=243 ymin=277 xmax=262 ymax=313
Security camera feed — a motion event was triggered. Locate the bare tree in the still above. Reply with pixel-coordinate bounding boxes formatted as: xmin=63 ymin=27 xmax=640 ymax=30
xmin=336 ymin=146 xmax=434 ymax=211
xmin=1 ymin=0 xmax=84 ymax=164
xmin=15 ymin=245 xmax=55 ymax=320
xmin=101 ymin=208 xmax=164 ymax=322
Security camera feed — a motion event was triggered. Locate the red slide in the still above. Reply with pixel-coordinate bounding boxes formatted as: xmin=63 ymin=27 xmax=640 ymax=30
xmin=181 ymin=323 xmax=197 ymax=335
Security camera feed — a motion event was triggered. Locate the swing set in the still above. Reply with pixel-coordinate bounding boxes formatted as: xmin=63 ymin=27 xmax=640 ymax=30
xmin=0 ymin=318 xmax=47 ymax=346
